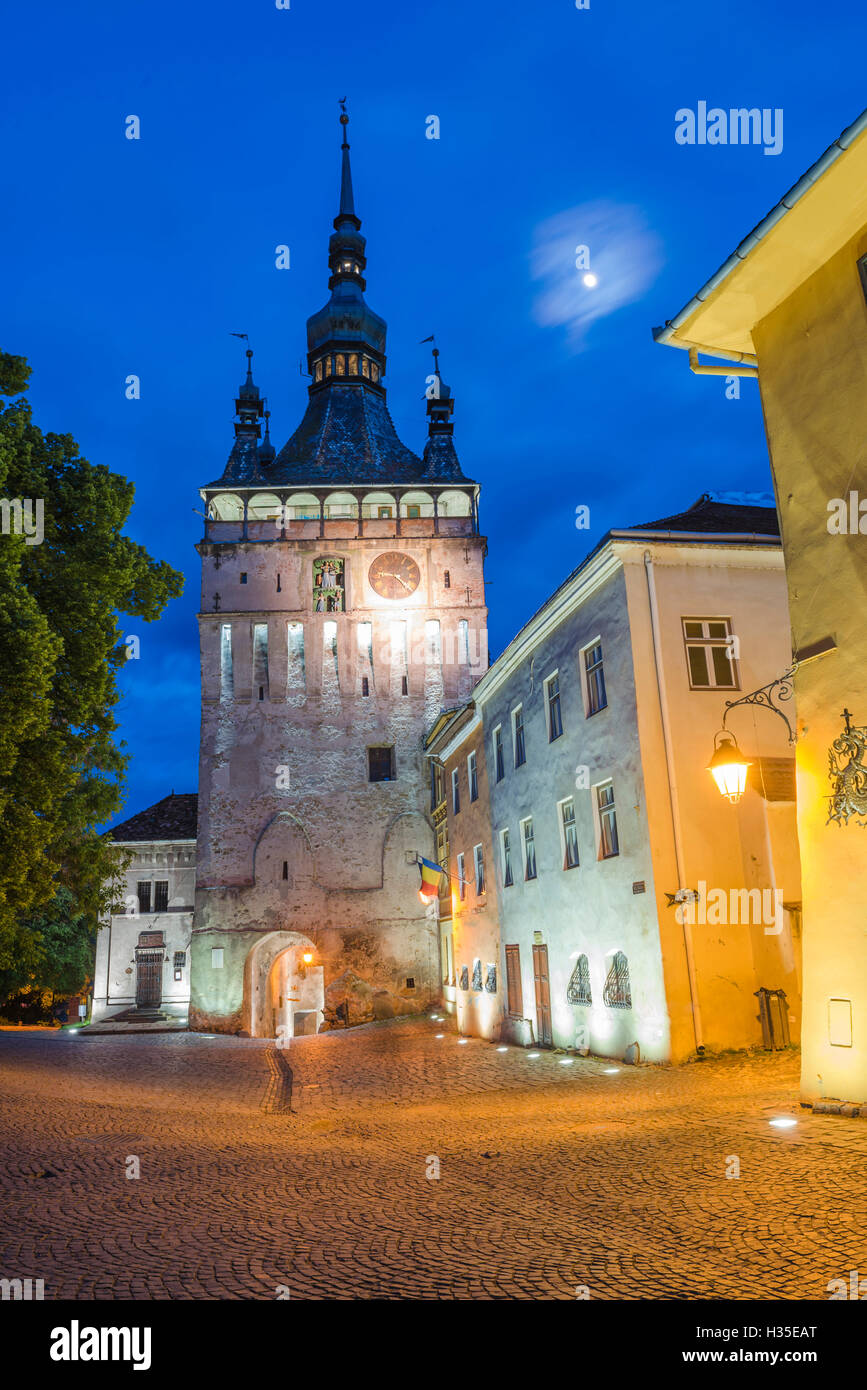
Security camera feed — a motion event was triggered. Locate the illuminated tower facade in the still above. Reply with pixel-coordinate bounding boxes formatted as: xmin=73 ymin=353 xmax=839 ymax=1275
xmin=189 ymin=112 xmax=487 ymax=1035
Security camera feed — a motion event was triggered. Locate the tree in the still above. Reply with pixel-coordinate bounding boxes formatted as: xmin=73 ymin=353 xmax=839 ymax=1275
xmin=0 ymin=348 xmax=184 ymax=981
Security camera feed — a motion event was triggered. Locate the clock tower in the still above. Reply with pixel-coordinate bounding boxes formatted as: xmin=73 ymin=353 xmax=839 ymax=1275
xmin=189 ymin=110 xmax=488 ymax=1036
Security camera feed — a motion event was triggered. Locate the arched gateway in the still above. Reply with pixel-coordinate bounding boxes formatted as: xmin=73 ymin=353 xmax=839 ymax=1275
xmin=245 ymin=931 xmax=325 ymax=1039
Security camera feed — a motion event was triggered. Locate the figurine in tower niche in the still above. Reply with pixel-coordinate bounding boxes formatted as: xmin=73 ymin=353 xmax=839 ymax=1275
xmin=313 ymin=557 xmax=345 ymax=612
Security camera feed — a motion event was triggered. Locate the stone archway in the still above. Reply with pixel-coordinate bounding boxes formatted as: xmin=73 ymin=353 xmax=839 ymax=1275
xmin=244 ymin=931 xmax=324 ymax=1039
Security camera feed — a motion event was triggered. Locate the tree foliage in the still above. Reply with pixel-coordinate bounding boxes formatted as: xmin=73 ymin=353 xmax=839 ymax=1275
xmin=0 ymin=349 xmax=184 ymax=987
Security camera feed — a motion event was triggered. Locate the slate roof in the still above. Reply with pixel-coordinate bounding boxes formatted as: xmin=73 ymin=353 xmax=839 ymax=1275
xmin=630 ymin=493 xmax=780 ymax=536
xmin=108 ymin=793 xmax=198 ymax=842
xmin=272 ymin=383 xmax=454 ymax=486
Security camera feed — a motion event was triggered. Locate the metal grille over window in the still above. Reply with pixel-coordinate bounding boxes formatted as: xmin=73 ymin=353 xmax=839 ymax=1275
xmin=136 ymin=881 xmax=152 ymax=914
xmin=485 ymin=964 xmax=497 ymax=994
xmin=585 ymin=642 xmax=607 ymax=715
xmin=459 ymin=965 xmax=469 ymax=991
xmin=173 ymin=952 xmax=186 ymax=969
xmin=602 ymin=951 xmax=632 ymax=1009
xmin=471 ymin=959 xmax=483 ymax=991
xmin=154 ymin=881 xmax=169 ymax=913
xmin=682 ymin=618 xmax=738 ymax=689
xmin=567 ymin=954 xmax=592 ymax=1006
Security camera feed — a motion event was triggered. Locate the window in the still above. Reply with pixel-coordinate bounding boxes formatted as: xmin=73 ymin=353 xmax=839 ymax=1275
xmin=521 ymin=817 xmax=537 ymax=881
xmin=368 ymin=746 xmax=395 ymax=782
xmin=444 ymin=570 xmax=450 ymax=589
xmin=253 ymin=622 xmax=269 ymax=700
xmin=240 ymin=573 xmax=247 ymax=584
xmin=407 ymin=505 xmax=421 ymax=519
xmin=567 ymin=954 xmax=592 ymax=1006
xmin=361 ymin=676 xmax=369 ymax=696
xmin=603 ymin=951 xmax=632 ymax=1009
xmin=512 ymin=706 xmax=526 ymax=767
xmin=442 ymin=930 xmax=454 ymax=986
xmin=452 ymin=767 xmax=460 ymax=814
xmin=546 ymin=672 xmax=563 ymax=741
xmin=458 ymin=964 xmax=469 ymax=990
xmin=287 ymin=622 xmax=305 ymax=690
xmin=505 ymin=944 xmax=523 ymax=1016
xmin=282 ymin=861 xmax=288 ymax=881
xmin=474 ymin=843 xmax=485 ymax=895
xmin=211 ymin=948 xmax=224 ymax=969
xmin=584 ymin=641 xmax=607 ymax=715
xmin=596 ymin=783 xmax=619 ymax=859
xmin=220 ymin=623 xmax=233 ymax=700
xmin=377 ymin=505 xmax=392 ymax=519
xmin=136 ymin=881 xmax=152 ymax=914
xmin=484 ymin=964 xmax=497 ymax=994
xmin=348 ymin=353 xmax=358 ymax=374
xmin=401 ymin=675 xmax=408 ymax=695
xmin=500 ymin=828 xmax=514 ymax=888
xmin=173 ymin=950 xmax=185 ymax=983
xmin=154 ymin=881 xmax=169 ymax=913
xmin=472 ymin=959 xmax=483 ymax=991
xmin=493 ymin=725 xmax=504 ymax=782
xmin=370 ymin=361 xmax=379 ymax=383
xmin=457 ymin=852 xmax=467 ymax=901
xmin=682 ymin=618 xmax=738 ymax=689
xmin=468 ymin=751 xmax=478 ymax=802
xmin=314 ymin=360 xmax=323 ymax=382
xmin=458 ymin=619 xmax=469 ymax=664
xmin=335 ymin=354 xmax=346 ymax=375
xmin=559 ymin=798 xmax=579 ymax=869
xmin=361 ymin=357 xmax=370 ymax=378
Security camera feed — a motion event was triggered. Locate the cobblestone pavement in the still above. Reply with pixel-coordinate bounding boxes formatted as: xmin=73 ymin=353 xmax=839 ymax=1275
xmin=0 ymin=1017 xmax=864 ymax=1300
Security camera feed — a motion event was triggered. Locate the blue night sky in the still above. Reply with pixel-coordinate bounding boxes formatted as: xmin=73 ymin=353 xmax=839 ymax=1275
xmin=2 ymin=0 xmax=863 ymax=827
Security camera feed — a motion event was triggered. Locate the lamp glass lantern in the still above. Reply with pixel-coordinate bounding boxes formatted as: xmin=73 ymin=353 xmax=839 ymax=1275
xmin=708 ymin=732 xmax=751 ymax=804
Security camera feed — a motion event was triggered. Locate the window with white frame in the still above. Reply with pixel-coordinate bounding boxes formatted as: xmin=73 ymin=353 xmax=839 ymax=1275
xmin=559 ymin=797 xmax=580 ymax=869
xmin=546 ymin=671 xmax=563 ymax=741
xmin=493 ymin=725 xmax=504 ymax=782
xmin=583 ymin=640 xmax=607 ymax=716
xmin=682 ymin=617 xmax=739 ymax=690
xmin=512 ymin=705 xmax=526 ymax=767
xmin=521 ymin=817 xmax=537 ymax=881
xmin=500 ymin=828 xmax=514 ymax=887
xmin=456 ymin=851 xmax=467 ymax=901
xmin=468 ymin=750 xmax=478 ymax=802
xmin=452 ymin=767 xmax=460 ymax=815
xmin=473 ymin=843 xmax=485 ymax=895
xmin=595 ymin=782 xmax=619 ymax=859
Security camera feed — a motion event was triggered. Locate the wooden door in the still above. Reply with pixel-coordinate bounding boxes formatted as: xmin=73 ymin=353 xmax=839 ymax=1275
xmin=505 ymin=944 xmax=523 ymax=1016
xmin=135 ymin=949 xmax=164 ymax=1008
xmin=532 ymin=944 xmax=552 ymax=1046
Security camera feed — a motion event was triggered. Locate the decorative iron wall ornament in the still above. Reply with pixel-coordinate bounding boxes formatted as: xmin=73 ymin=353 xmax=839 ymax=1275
xmin=722 ymin=662 xmax=798 ymax=745
xmin=827 ymin=708 xmax=867 ymax=827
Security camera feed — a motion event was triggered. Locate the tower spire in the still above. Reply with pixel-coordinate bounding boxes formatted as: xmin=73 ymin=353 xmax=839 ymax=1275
xmin=338 ymin=98 xmax=356 ymax=219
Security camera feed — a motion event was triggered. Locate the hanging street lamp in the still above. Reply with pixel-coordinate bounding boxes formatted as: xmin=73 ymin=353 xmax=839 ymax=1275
xmin=708 ymin=662 xmax=797 ymax=805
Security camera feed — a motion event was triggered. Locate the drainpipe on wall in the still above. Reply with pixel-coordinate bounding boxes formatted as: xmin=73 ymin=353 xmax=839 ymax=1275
xmin=643 ymin=551 xmax=705 ymax=1055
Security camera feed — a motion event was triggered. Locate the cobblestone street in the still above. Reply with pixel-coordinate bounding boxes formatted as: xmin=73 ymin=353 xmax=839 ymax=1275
xmin=1 ymin=1017 xmax=864 ymax=1300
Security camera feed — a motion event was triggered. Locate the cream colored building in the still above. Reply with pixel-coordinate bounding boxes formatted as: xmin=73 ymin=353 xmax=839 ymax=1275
xmin=452 ymin=498 xmax=802 ymax=1061
xmin=654 ymin=108 xmax=867 ymax=1101
xmin=93 ymin=794 xmax=197 ymax=1024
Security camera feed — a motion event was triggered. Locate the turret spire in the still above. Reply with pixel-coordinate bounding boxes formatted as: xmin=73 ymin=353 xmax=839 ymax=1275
xmin=219 ymin=343 xmax=267 ymax=485
xmin=338 ymin=99 xmax=356 ymax=219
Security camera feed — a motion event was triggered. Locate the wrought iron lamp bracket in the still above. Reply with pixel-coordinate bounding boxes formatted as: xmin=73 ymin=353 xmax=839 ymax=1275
xmin=721 ymin=663 xmax=798 ymax=746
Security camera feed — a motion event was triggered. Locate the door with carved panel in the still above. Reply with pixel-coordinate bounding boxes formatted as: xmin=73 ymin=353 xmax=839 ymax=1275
xmin=532 ymin=943 xmax=552 ymax=1047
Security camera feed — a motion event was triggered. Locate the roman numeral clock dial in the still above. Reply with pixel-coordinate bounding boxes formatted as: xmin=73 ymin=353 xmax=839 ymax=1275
xmin=368 ymin=552 xmax=421 ymax=600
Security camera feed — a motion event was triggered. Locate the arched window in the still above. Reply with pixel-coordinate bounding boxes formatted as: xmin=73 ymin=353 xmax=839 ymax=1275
xmin=286 ymin=493 xmax=320 ymax=521
xmin=335 ymin=354 xmax=346 ymax=376
xmin=370 ymin=361 xmax=379 ymax=383
xmin=567 ymin=955 xmax=592 ymax=1006
xmin=603 ymin=951 xmax=632 ymax=1009
xmin=325 ymin=357 xmax=333 ymax=376
xmin=314 ymin=360 xmax=323 ymax=382
xmin=361 ymin=357 xmax=370 ymax=378
xmin=348 ymin=353 xmax=358 ymax=375
xmin=208 ymin=493 xmax=244 ymax=521
xmin=247 ymin=493 xmax=282 ymax=522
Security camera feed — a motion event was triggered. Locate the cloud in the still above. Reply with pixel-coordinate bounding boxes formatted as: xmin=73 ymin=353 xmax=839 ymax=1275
xmin=531 ymin=201 xmax=663 ymax=348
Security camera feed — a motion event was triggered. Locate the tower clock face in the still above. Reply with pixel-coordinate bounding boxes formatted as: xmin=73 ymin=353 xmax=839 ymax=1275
xmin=368 ymin=552 xmax=421 ymax=600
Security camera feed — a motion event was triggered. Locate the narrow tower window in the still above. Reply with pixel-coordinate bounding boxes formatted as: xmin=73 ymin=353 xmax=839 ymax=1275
xmin=287 ymin=622 xmax=306 ymax=691
xmin=253 ymin=623 xmax=269 ymax=700
xmin=220 ymin=623 xmax=234 ymax=701
xmin=444 ymin=570 xmax=450 ymax=589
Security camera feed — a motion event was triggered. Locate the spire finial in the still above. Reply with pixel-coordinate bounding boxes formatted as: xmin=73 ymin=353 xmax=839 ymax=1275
xmin=339 ymin=96 xmax=349 ymax=149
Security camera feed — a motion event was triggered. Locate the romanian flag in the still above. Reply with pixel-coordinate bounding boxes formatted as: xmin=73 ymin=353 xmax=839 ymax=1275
xmin=418 ymin=857 xmax=444 ymax=899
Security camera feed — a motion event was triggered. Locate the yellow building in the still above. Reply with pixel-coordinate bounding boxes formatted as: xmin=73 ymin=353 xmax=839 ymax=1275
xmin=654 ymin=107 xmax=867 ymax=1103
